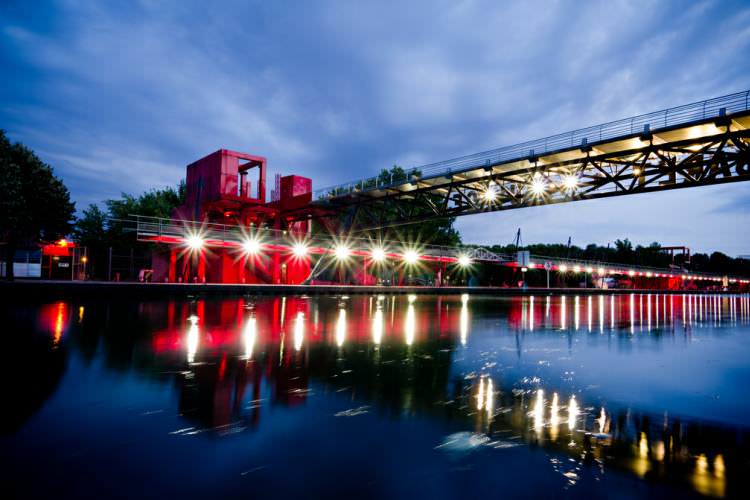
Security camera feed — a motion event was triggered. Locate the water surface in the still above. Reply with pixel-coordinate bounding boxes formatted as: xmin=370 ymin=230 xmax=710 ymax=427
xmin=2 ymin=293 xmax=750 ymax=498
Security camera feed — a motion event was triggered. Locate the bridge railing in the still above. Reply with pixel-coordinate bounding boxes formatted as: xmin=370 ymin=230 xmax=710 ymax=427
xmin=314 ymin=89 xmax=750 ymax=200
xmin=131 ymin=215 xmax=513 ymax=263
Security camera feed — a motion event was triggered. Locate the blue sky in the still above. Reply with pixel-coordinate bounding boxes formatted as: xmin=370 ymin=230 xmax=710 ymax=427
xmin=2 ymin=0 xmax=749 ymax=255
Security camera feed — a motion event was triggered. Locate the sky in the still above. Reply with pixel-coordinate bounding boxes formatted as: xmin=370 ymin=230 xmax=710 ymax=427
xmin=1 ymin=0 xmax=749 ymax=255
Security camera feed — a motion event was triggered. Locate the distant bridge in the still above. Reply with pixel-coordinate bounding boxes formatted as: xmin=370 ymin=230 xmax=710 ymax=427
xmin=313 ymin=90 xmax=750 ymax=230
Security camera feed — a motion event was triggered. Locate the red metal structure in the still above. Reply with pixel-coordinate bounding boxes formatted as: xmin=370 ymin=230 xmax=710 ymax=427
xmin=154 ymin=149 xmax=316 ymax=284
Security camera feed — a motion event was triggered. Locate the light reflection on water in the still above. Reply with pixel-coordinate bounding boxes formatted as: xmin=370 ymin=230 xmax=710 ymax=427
xmin=3 ymin=293 xmax=750 ymax=498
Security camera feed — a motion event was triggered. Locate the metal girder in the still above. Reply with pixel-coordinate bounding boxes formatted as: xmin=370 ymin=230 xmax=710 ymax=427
xmin=343 ymin=128 xmax=750 ymax=231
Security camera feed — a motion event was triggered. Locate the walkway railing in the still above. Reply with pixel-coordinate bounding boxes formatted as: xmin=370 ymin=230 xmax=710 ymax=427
xmin=314 ymin=89 xmax=750 ymax=200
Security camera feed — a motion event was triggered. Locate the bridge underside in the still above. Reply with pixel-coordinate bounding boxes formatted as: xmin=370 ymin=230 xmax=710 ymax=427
xmin=319 ymin=113 xmax=750 ymax=231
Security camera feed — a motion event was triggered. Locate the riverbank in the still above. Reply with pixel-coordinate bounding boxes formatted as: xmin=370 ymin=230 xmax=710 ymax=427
xmin=0 ymin=279 xmax=741 ymax=299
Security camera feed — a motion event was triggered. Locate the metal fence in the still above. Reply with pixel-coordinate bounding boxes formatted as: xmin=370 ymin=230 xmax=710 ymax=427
xmin=314 ymin=89 xmax=750 ymax=200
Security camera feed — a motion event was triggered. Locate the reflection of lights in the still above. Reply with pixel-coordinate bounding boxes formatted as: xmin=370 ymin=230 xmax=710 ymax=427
xmin=550 ymin=392 xmax=559 ymax=441
xmin=485 ymin=379 xmax=494 ymax=418
xmin=460 ymin=295 xmax=469 ymax=346
xmin=597 ymin=408 xmax=606 ymax=434
xmin=293 ymin=242 xmax=309 ymax=257
xmin=294 ymin=312 xmax=305 ymax=350
xmin=714 ymin=454 xmax=725 ymax=478
xmin=186 ymin=234 xmax=204 ymax=250
xmin=533 ymin=389 xmax=544 ymax=432
xmin=457 ymin=254 xmax=471 ymax=267
xmin=403 ymin=250 xmax=419 ymax=264
xmin=371 ymin=247 xmax=386 ymax=262
xmin=334 ymin=245 xmax=351 ymax=261
xmin=408 ymin=294 xmax=416 ymax=304
xmin=372 ymin=306 xmax=383 ymax=345
xmin=639 ymin=432 xmax=649 ymax=458
xmin=405 ymin=302 xmax=416 ymax=345
xmin=335 ymin=308 xmax=347 ymax=347
xmin=529 ymin=295 xmax=535 ymax=331
xmin=243 ymin=317 xmax=257 ymax=359
xmin=242 ymin=238 xmax=261 ymax=255
xmin=186 ymin=314 xmax=199 ymax=363
xmin=53 ymin=302 xmax=65 ymax=345
xmin=568 ymin=395 xmax=579 ymax=431
xmin=477 ymin=378 xmax=485 ymax=410
xmin=78 ymin=305 xmax=85 ymax=323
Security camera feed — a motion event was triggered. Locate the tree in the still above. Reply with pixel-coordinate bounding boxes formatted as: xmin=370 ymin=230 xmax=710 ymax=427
xmin=73 ymin=204 xmax=107 ymax=248
xmin=0 ymin=131 xmax=75 ymax=280
xmin=328 ymin=165 xmax=461 ymax=246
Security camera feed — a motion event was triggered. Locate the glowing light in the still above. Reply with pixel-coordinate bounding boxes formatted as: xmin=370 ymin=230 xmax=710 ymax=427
xmin=585 ymin=266 xmax=593 ymax=273
xmin=559 ymin=264 xmax=568 ymax=272
xmin=568 ymin=395 xmax=579 ymax=431
xmin=81 ymin=256 xmax=88 ymax=264
xmin=646 ymin=272 xmax=653 ymax=277
xmin=243 ymin=317 xmax=257 ymax=359
xmin=334 ymin=244 xmax=351 ymax=261
xmin=633 ymin=167 xmax=642 ymax=176
xmin=485 ymin=379 xmax=494 ymax=418
xmin=597 ymin=267 xmax=605 ymax=275
xmin=482 ymin=183 xmax=498 ymax=202
xmin=335 ymin=308 xmax=347 ymax=346
xmin=371 ymin=247 xmax=386 ymax=262
xmin=573 ymin=265 xmax=581 ymax=273
xmin=294 ymin=312 xmax=304 ymax=350
xmin=457 ymin=254 xmax=472 ymax=267
xmin=242 ymin=238 xmax=261 ymax=255
xmin=628 ymin=270 xmax=636 ymax=277
xmin=292 ymin=242 xmax=309 ymax=257
xmin=407 ymin=294 xmax=417 ymax=303
xmin=531 ymin=177 xmax=546 ymax=196
xmin=403 ymin=250 xmax=419 ymax=264
xmin=186 ymin=314 xmax=199 ymax=363
xmin=186 ymin=234 xmax=204 ymax=250
xmin=563 ymin=175 xmax=578 ymax=190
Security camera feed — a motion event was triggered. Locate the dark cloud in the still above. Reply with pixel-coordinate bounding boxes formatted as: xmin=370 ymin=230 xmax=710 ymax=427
xmin=1 ymin=0 xmax=749 ymax=254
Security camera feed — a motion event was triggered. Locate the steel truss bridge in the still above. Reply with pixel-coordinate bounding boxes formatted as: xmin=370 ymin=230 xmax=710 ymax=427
xmin=313 ymin=90 xmax=750 ymax=230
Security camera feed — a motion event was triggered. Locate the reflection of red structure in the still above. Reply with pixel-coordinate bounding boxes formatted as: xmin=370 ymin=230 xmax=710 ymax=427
xmin=153 ymin=149 xmax=319 ymax=284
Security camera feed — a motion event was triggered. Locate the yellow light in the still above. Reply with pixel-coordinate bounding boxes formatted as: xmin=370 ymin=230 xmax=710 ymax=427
xmin=597 ymin=267 xmax=605 ymax=275
xmin=458 ymin=254 xmax=471 ymax=267
xmin=335 ymin=308 xmax=347 ymax=347
xmin=242 ymin=238 xmax=261 ymax=254
xmin=292 ymin=242 xmax=308 ymax=257
xmin=573 ymin=265 xmax=581 ymax=273
xmin=407 ymin=294 xmax=417 ymax=303
xmin=371 ymin=247 xmax=386 ymax=262
xmin=563 ymin=175 xmax=578 ymax=190
xmin=646 ymin=272 xmax=653 ymax=277
xmin=633 ymin=167 xmax=642 ymax=176
xmin=403 ymin=250 xmax=419 ymax=264
xmin=334 ymin=244 xmax=350 ymax=261
xmin=186 ymin=314 xmax=199 ymax=363
xmin=482 ymin=184 xmax=498 ymax=202
xmin=628 ymin=270 xmax=636 ymax=277
xmin=186 ymin=234 xmax=204 ymax=250
xmin=559 ymin=264 xmax=568 ymax=272
xmin=294 ymin=312 xmax=304 ymax=350
xmin=531 ymin=178 xmax=546 ymax=196
xmin=568 ymin=395 xmax=579 ymax=431
xmin=585 ymin=266 xmax=593 ymax=273
xmin=81 ymin=256 xmax=88 ymax=263
xmin=243 ymin=317 xmax=257 ymax=359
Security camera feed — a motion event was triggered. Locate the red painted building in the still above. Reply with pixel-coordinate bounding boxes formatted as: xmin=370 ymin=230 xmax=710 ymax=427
xmin=153 ymin=149 xmax=316 ymax=284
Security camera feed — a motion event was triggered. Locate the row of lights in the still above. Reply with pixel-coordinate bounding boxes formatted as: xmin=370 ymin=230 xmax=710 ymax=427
xmin=481 ymin=173 xmax=579 ymax=203
xmin=545 ymin=263 xmax=748 ymax=283
xmin=186 ymin=233 xmax=474 ymax=267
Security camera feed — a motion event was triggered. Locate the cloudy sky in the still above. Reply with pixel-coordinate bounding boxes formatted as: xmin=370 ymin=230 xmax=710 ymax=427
xmin=2 ymin=0 xmax=749 ymax=255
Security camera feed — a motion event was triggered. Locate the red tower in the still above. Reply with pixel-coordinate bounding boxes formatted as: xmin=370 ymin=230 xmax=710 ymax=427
xmin=154 ymin=149 xmax=314 ymax=284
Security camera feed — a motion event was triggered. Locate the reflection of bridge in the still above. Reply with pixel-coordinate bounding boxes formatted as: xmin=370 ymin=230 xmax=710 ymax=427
xmin=314 ymin=90 xmax=750 ymax=230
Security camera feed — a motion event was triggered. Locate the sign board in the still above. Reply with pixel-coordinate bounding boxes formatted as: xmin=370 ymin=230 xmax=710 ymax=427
xmin=544 ymin=261 xmax=552 ymax=271
xmin=517 ymin=251 xmax=530 ymax=267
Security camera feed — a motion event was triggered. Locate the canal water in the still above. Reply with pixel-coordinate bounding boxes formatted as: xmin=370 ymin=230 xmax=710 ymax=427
xmin=2 ymin=293 xmax=750 ymax=498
